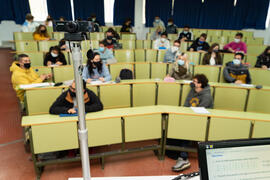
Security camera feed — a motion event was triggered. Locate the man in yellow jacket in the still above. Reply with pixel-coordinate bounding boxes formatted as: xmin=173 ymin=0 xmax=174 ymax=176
xmin=10 ymin=54 xmax=52 ymax=102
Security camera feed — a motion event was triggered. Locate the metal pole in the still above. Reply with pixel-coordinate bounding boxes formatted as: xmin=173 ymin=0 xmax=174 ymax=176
xmin=70 ymin=42 xmax=91 ymax=180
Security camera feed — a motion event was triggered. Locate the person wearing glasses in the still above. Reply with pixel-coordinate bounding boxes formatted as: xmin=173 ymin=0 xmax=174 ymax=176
xmin=49 ymin=80 xmax=103 ymax=114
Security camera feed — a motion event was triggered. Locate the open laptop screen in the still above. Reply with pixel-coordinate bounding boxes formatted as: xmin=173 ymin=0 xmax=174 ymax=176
xmin=198 ymin=138 xmax=270 ymax=180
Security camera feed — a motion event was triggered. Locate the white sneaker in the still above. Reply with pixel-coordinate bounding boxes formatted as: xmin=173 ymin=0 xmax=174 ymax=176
xmin=172 ymin=157 xmax=191 ymax=172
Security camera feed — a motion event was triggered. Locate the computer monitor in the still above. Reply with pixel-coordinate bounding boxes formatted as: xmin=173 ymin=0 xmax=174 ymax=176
xmin=198 ymin=138 xmax=270 ymax=180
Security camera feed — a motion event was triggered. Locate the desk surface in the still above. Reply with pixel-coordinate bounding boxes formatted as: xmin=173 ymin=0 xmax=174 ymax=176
xmin=69 ymin=176 xmax=200 ymax=180
xmin=22 ymin=105 xmax=270 ymax=127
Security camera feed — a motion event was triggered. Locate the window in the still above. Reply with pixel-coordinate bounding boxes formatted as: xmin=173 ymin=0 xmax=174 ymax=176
xmin=142 ymin=0 xmax=146 ymax=24
xmin=28 ymin=0 xmax=48 ymax=21
xmin=104 ymin=0 xmax=115 ymax=24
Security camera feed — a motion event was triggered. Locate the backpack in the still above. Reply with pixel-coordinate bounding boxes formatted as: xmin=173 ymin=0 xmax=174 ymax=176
xmin=119 ymin=69 xmax=133 ymax=80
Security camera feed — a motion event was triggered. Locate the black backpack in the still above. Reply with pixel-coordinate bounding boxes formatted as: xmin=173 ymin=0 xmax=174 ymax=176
xmin=119 ymin=69 xmax=133 ymax=80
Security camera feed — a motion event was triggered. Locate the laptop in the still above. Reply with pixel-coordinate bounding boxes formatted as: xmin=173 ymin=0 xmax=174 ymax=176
xmin=198 ymin=138 xmax=270 ymax=180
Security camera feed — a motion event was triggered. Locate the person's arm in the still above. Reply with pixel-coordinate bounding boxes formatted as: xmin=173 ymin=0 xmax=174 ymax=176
xmin=22 ymin=25 xmax=29 ymax=32
xmin=188 ymin=41 xmax=196 ymax=51
xmin=203 ymin=42 xmax=210 ymax=51
xmin=223 ymin=66 xmax=236 ymax=83
xmin=198 ymin=94 xmax=213 ymax=109
xmin=82 ymin=66 xmax=90 ymax=81
xmin=57 ymin=53 xmax=67 ymax=65
xmin=255 ymin=55 xmax=263 ymax=68
xmin=202 ymin=54 xmax=208 ymax=65
xmin=85 ymin=90 xmax=103 ymax=113
xmin=246 ymin=70 xmax=252 ymax=84
xmin=223 ymin=42 xmax=232 ymax=50
xmin=43 ymin=54 xmax=50 ymax=66
xmin=13 ymin=72 xmax=43 ymax=85
xmin=102 ymin=64 xmax=112 ymax=81
xmin=242 ymin=43 xmax=247 ymax=54
xmin=49 ymin=92 xmax=70 ymax=114
xmin=165 ymin=40 xmax=170 ymax=49
xmin=153 ymin=40 xmax=159 ymax=50
xmin=184 ymin=90 xmax=192 ymax=107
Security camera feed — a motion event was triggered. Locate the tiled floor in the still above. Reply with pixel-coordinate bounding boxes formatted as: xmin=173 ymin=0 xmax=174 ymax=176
xmin=0 ymin=49 xmax=199 ymax=180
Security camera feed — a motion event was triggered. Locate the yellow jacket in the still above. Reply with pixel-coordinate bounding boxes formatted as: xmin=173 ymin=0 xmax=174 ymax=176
xmin=33 ymin=33 xmax=50 ymax=41
xmin=10 ymin=62 xmax=43 ymax=101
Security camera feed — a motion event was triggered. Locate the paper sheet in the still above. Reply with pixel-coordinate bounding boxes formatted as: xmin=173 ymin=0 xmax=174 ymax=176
xmin=190 ymin=107 xmax=210 ymax=114
xmin=19 ymin=83 xmax=54 ymax=89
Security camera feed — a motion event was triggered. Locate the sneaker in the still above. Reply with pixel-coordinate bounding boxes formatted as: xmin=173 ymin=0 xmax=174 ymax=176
xmin=172 ymin=157 xmax=191 ymax=172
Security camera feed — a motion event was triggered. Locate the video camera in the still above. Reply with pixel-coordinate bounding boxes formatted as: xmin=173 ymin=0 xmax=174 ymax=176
xmin=54 ymin=20 xmax=89 ymax=41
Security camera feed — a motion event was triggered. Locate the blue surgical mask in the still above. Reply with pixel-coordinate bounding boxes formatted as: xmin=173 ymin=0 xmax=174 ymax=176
xmin=177 ymin=59 xmax=185 ymax=66
xmin=155 ymin=19 xmax=160 ymax=23
xmin=233 ymin=59 xmax=241 ymax=65
xmin=99 ymin=47 xmax=105 ymax=52
xmin=199 ymin=40 xmax=204 ymax=44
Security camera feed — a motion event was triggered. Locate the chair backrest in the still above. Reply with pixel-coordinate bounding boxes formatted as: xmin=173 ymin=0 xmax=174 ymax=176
xmin=132 ymin=83 xmax=156 ymax=106
xmin=245 ymin=54 xmax=257 ymax=67
xmin=210 ymin=36 xmax=228 ymax=45
xmin=214 ymin=87 xmax=248 ymax=111
xmin=20 ymin=51 xmax=44 ymax=67
xmin=114 ymin=49 xmax=135 ymax=62
xmin=53 ymin=66 xmax=74 ymax=83
xmin=157 ymin=82 xmax=181 ymax=106
xmin=180 ymin=41 xmax=188 ymax=52
xmin=52 ymin=32 xmax=65 ymax=40
xmin=246 ymin=38 xmax=264 ymax=45
xmin=134 ymin=62 xmax=150 ymax=79
xmin=157 ymin=50 xmax=167 ymax=62
xmin=186 ymin=51 xmax=201 ymax=65
xmin=151 ymin=62 xmax=167 ymax=79
xmin=143 ymin=40 xmax=152 ymax=49
xmin=222 ymin=53 xmax=235 ymax=65
xmin=146 ymin=33 xmax=152 ymax=40
xmin=89 ymin=32 xmax=105 ymax=40
xmin=246 ymin=89 xmax=270 ymax=114
xmin=38 ymin=40 xmax=59 ymax=52
xmin=109 ymin=63 xmax=134 ymax=80
xmin=247 ymin=45 xmax=267 ymax=55
xmin=80 ymin=40 xmax=91 ymax=51
xmin=136 ymin=40 xmax=144 ymax=49
xmin=249 ymin=68 xmax=270 ymax=86
xmin=121 ymin=33 xmax=136 ymax=40
xmin=168 ymin=34 xmax=178 ymax=41
xmin=15 ymin=41 xmax=38 ymax=51
xmin=145 ymin=49 xmax=157 ymax=62
xmin=134 ymin=49 xmax=145 ymax=62
xmin=193 ymin=65 xmax=220 ymax=82
xmin=32 ymin=66 xmax=53 ymax=77
xmin=207 ymin=30 xmax=222 ymax=37
xmin=119 ymin=40 xmax=136 ymax=49
xmin=99 ymin=84 xmax=131 ymax=109
xmin=25 ymin=88 xmax=63 ymax=115
xmin=14 ymin=32 xmax=34 ymax=41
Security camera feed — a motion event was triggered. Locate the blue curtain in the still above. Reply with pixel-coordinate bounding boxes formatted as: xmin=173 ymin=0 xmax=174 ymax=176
xmin=73 ymin=0 xmax=105 ymax=25
xmin=0 ymin=0 xmax=30 ymax=24
xmin=113 ymin=0 xmax=135 ymax=26
xmin=172 ymin=0 xmax=269 ymax=29
xmin=47 ymin=0 xmax=72 ymax=20
xmin=145 ymin=0 xmax=173 ymax=27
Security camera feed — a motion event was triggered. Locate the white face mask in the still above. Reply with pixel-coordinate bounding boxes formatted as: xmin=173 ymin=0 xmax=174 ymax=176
xmin=233 ymin=59 xmax=241 ymax=65
xmin=92 ymin=18 xmax=96 ymax=21
xmin=234 ymin=38 xmax=240 ymax=43
xmin=168 ymin=23 xmax=173 ymax=26
xmin=161 ymin=38 xmax=166 ymax=42
xmin=171 ymin=46 xmax=179 ymax=53
xmin=51 ymin=52 xmax=58 ymax=57
xmin=183 ymin=31 xmax=188 ymax=34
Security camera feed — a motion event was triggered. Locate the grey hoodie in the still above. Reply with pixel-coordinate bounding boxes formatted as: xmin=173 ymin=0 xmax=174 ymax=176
xmin=184 ymin=85 xmax=213 ymax=108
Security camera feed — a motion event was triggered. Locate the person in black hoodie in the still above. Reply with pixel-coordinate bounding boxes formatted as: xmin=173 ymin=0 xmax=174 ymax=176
xmin=255 ymin=46 xmax=270 ymax=69
xmin=43 ymin=46 xmax=67 ymax=66
xmin=49 ymin=80 xmax=103 ymax=114
xmin=188 ymin=33 xmax=209 ymax=52
xmin=120 ymin=18 xmax=132 ymax=33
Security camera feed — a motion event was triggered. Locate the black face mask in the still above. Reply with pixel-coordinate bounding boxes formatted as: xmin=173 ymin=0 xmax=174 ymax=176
xmin=107 ymin=36 xmax=113 ymax=40
xmin=40 ymin=30 xmax=46 ymax=33
xmin=69 ymin=89 xmax=76 ymax=97
xmin=24 ymin=63 xmax=31 ymax=69
xmin=190 ymin=82 xmax=195 ymax=88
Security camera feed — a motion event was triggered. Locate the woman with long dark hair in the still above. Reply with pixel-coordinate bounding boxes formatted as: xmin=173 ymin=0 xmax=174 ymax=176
xmin=255 ymin=46 xmax=270 ymax=69
xmin=82 ymin=51 xmax=111 ymax=83
xmin=33 ymin=24 xmax=50 ymax=41
xmin=202 ymin=43 xmax=222 ymax=65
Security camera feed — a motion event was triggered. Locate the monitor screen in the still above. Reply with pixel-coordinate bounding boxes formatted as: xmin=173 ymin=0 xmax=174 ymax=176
xmin=198 ymin=138 xmax=270 ymax=180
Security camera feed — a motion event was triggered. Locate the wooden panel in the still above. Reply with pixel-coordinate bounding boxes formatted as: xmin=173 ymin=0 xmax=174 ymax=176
xmin=125 ymin=114 xmax=162 ymax=142
xmin=193 ymin=65 xmax=220 ymax=82
xmin=247 ymin=89 xmax=270 ymax=114
xmin=26 ymin=88 xmax=63 ymax=115
xmin=32 ymin=122 xmax=78 ymax=154
xmin=208 ymin=117 xmax=250 ymax=141
xmin=134 ymin=49 xmax=145 ymax=62
xmin=38 ymin=40 xmax=58 ymax=52
xmin=168 ymin=114 xmax=207 ymax=141
xmin=157 ymin=83 xmax=180 ymax=106
xmin=133 ymin=83 xmax=156 ymax=106
xmin=253 ymin=121 xmax=270 ymax=138
xmin=15 ymin=41 xmax=38 ymax=51
xmin=114 ymin=49 xmax=135 ymax=62
xmin=100 ymin=84 xmax=130 ymax=109
xmin=53 ymin=66 xmax=74 ymax=83
xmin=87 ymin=118 xmax=122 ymax=147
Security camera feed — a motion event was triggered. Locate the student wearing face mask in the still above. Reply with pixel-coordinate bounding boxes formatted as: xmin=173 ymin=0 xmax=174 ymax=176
xmin=164 ymin=40 xmax=181 ymax=63
xmin=10 ymin=54 xmax=52 ymax=102
xmin=153 ymin=32 xmax=170 ymax=50
xmin=153 ymin=16 xmax=165 ymax=32
xmin=202 ymin=43 xmax=223 ymax=65
xmin=93 ymin=41 xmax=117 ymax=64
xmin=102 ymin=29 xmax=119 ymax=49
xmin=255 ymin=46 xmax=270 ymax=69
xmin=120 ymin=18 xmax=133 ymax=33
xmin=223 ymin=53 xmax=251 ymax=84
xmin=168 ymin=74 xmax=213 ymax=172
xmin=49 ymin=80 xmax=103 ymax=114
xmin=188 ymin=33 xmax=209 ymax=52
xmin=82 ymin=51 xmax=112 ymax=83
xmin=43 ymin=46 xmax=67 ymax=66
xmin=165 ymin=18 xmax=178 ymax=34
xmin=223 ymin=33 xmax=247 ymax=54
xmin=33 ymin=25 xmax=50 ymax=41
xmin=167 ymin=52 xmax=192 ymax=80
xmin=178 ymin=25 xmax=193 ymax=41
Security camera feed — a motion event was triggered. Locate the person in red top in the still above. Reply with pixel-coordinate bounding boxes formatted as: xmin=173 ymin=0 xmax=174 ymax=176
xmin=223 ymin=32 xmax=247 ymax=54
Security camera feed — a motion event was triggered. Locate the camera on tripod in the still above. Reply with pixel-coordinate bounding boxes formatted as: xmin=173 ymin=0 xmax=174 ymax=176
xmin=54 ymin=21 xmax=89 ymax=41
